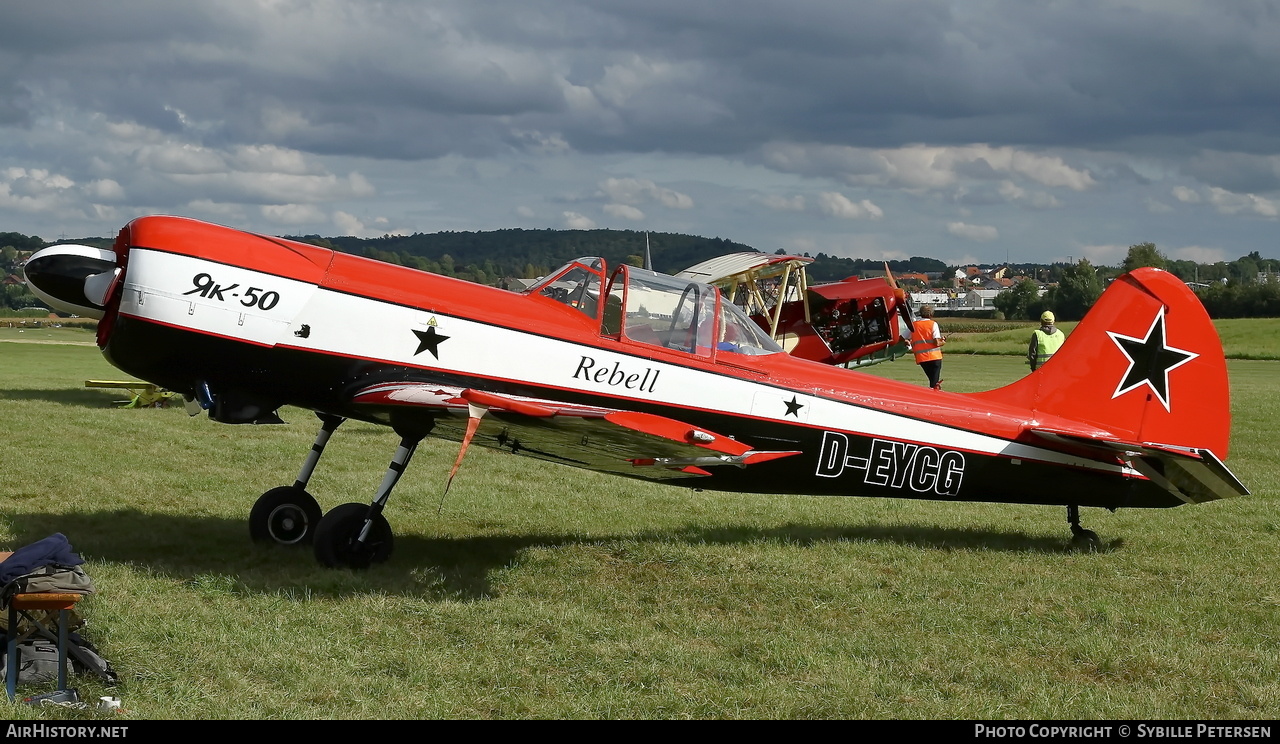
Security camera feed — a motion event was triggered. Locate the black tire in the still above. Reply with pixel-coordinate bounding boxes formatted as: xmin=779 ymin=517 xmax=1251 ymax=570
xmin=1071 ymin=527 xmax=1102 ymax=552
xmin=313 ymin=502 xmax=394 ymax=569
xmin=249 ymin=486 xmax=323 ymax=546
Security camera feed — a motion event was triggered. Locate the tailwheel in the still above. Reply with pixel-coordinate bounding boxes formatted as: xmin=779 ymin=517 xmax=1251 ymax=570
xmin=1067 ymin=504 xmax=1101 ymax=552
xmin=313 ymin=502 xmax=394 ymax=569
xmin=1070 ymin=524 xmax=1101 ymax=551
xmin=250 ymin=486 xmax=323 ymax=546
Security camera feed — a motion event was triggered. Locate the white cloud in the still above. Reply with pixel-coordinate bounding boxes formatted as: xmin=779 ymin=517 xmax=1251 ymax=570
xmin=814 ymin=192 xmax=882 ymax=219
xmin=998 ymin=180 xmax=1060 ymax=208
xmin=756 ymin=192 xmax=881 ymax=219
xmin=135 ymin=143 xmax=226 ymax=175
xmin=562 ymin=211 xmax=596 ymax=229
xmin=1172 ymin=186 xmax=1201 ymax=203
xmin=1206 ymin=187 xmax=1280 ymax=218
xmin=185 ymin=199 xmax=246 ymax=221
xmin=328 ymin=211 xmax=405 ymax=238
xmin=760 ymin=142 xmax=1096 ymax=192
xmin=86 ymin=179 xmax=124 ymax=202
xmin=603 ymin=203 xmax=645 ymax=220
xmin=261 ymin=203 xmax=327 ymax=225
xmin=332 ymin=211 xmax=366 ymax=236
xmin=947 ymin=222 xmax=998 ymax=241
xmin=229 ymin=145 xmax=321 ymax=176
xmin=0 ymin=168 xmax=77 ymax=213
xmin=1079 ymin=244 xmax=1128 ymax=267
xmin=598 ymin=178 xmax=692 ymax=209
xmin=510 ymin=129 xmax=571 ymax=155
xmin=758 ymin=194 xmax=806 ymax=212
xmin=1170 ymin=245 xmax=1227 ymax=263
xmin=1144 ymin=197 xmax=1174 ymax=214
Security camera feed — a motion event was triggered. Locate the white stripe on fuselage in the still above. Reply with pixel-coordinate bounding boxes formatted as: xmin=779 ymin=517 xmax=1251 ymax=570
xmin=120 ymin=248 xmax=1130 ymax=476
xmin=120 ymin=248 xmax=317 ymax=347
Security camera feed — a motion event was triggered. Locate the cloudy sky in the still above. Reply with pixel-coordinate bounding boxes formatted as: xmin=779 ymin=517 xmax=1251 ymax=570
xmin=3 ymin=1 xmax=1279 ymax=267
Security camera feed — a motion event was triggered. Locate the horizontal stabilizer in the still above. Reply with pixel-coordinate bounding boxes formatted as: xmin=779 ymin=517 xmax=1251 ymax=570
xmin=1030 ymin=428 xmax=1249 ymax=504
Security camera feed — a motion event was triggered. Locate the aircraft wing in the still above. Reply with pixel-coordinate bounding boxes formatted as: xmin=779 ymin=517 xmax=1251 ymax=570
xmin=350 ymin=382 xmax=801 ymax=480
xmin=675 ymin=252 xmax=812 ymax=284
xmin=1029 ymin=427 xmax=1249 ymax=504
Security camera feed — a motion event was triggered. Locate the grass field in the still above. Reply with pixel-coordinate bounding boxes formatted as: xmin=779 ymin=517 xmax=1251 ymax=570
xmin=0 ymin=332 xmax=1277 ymax=720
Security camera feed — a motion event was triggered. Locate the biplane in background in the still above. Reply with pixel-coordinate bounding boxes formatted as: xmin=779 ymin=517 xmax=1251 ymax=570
xmin=24 ymin=216 xmax=1247 ymax=570
xmin=676 ymin=253 xmax=914 ymax=368
xmin=84 ymin=379 xmax=178 ymax=408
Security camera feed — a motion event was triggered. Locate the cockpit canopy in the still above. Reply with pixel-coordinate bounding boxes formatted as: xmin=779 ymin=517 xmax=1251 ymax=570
xmin=528 ymin=258 xmax=782 ymax=356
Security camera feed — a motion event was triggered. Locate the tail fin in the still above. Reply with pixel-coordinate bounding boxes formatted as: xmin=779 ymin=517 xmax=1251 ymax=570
xmin=971 ymin=268 xmax=1231 ymax=459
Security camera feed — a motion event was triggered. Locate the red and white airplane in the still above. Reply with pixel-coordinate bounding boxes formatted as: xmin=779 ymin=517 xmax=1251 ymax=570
xmin=24 ymin=216 xmax=1248 ymax=569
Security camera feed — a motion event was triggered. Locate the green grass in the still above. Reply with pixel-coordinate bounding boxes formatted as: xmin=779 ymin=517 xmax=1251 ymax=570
xmin=0 ymin=340 xmax=1277 ymax=720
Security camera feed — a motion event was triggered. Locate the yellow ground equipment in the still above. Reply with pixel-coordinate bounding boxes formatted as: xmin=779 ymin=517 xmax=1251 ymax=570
xmin=84 ymin=380 xmax=178 ymax=408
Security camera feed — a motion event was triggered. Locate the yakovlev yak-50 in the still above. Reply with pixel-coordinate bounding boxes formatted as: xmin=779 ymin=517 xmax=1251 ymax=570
xmin=676 ymin=252 xmax=914 ymax=367
xmin=24 ymin=216 xmax=1248 ymax=569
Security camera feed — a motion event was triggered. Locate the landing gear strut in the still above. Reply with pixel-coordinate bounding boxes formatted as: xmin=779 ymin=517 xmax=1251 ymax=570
xmin=249 ymin=413 xmax=345 ymax=546
xmin=312 ymin=432 xmax=424 ymax=569
xmin=1067 ymin=504 xmax=1101 ymax=551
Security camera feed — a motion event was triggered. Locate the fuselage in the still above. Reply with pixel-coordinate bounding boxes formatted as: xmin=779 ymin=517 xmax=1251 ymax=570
xmin=86 ymin=216 xmax=1176 ymax=510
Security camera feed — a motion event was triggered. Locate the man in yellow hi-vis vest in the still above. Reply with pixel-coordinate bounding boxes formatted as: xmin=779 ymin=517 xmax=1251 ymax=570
xmin=1027 ymin=310 xmax=1066 ymax=371
xmin=911 ymin=304 xmax=946 ymax=389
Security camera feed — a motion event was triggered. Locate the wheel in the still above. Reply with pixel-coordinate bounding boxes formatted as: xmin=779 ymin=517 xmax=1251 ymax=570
xmin=1070 ymin=526 xmax=1101 ymax=552
xmin=250 ymin=486 xmax=323 ymax=546
xmin=313 ymin=502 xmax=394 ymax=569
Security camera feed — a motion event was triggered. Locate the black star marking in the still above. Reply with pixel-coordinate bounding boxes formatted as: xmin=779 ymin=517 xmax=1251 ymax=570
xmin=1106 ymin=307 xmax=1198 ymax=412
xmin=412 ymin=326 xmax=450 ymax=359
xmin=784 ymin=395 xmax=804 ymax=417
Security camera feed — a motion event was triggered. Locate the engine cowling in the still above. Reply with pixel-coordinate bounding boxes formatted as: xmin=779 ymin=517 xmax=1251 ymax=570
xmin=22 ymin=244 xmax=121 ymax=320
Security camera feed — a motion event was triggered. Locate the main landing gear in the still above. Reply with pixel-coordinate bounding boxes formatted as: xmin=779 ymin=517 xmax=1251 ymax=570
xmin=1067 ymin=504 xmax=1101 ymax=551
xmin=249 ymin=413 xmax=342 ymax=547
xmin=248 ymin=412 xmax=427 ymax=569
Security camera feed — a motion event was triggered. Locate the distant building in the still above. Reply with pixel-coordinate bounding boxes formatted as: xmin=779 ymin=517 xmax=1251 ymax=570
xmin=963 ymin=289 xmax=1001 ymax=309
xmin=910 ymin=290 xmax=951 ymax=309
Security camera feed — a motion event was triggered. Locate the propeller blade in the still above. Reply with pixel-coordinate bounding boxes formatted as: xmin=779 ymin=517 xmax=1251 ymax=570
xmin=883 ymin=261 xmax=898 ymax=290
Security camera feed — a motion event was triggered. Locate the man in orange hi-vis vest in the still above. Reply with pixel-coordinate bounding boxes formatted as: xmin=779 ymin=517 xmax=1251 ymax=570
xmin=911 ymin=304 xmax=947 ymax=390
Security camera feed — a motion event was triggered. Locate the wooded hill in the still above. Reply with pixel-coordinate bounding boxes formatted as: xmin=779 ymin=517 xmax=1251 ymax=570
xmin=301 ymin=228 xmax=946 ymax=285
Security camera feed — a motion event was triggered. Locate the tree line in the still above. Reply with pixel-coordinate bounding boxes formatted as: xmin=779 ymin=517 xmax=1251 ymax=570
xmin=994 ymin=242 xmax=1280 ymax=321
xmin=3 ymin=230 xmax=1278 ymax=319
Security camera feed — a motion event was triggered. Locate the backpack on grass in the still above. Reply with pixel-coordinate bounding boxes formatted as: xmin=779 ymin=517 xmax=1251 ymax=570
xmin=0 ymin=634 xmax=117 ymax=687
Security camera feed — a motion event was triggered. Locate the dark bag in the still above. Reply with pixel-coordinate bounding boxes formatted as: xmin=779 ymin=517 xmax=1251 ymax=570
xmin=0 ymin=534 xmax=83 ymax=585
xmin=0 ymin=634 xmax=118 ymax=687
xmin=1 ymin=638 xmax=60 ymax=685
xmin=1 ymin=563 xmax=96 ymax=602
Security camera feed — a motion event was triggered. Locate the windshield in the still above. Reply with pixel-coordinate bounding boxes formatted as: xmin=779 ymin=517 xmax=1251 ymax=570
xmin=719 ymin=299 xmax=784 ymax=355
xmin=618 ymin=269 xmax=782 ymax=357
xmin=528 ymin=257 xmax=605 ymax=319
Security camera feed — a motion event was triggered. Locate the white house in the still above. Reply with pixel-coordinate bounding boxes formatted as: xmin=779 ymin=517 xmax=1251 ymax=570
xmin=962 ymin=289 xmax=1001 ymax=309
